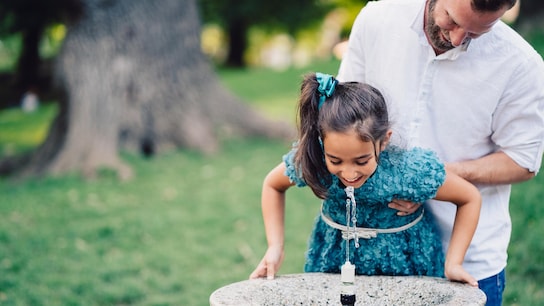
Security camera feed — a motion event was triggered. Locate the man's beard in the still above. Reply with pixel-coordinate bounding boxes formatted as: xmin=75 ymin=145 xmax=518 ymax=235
xmin=425 ymin=0 xmax=455 ymax=52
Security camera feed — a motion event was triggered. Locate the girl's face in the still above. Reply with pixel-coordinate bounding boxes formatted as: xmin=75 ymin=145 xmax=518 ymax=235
xmin=323 ymin=128 xmax=390 ymax=189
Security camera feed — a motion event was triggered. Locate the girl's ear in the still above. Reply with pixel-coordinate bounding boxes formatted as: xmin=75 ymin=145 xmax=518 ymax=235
xmin=380 ymin=130 xmax=393 ymax=151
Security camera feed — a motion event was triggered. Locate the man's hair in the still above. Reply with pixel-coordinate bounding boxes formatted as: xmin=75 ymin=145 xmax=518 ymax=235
xmin=472 ymin=0 xmax=516 ymax=12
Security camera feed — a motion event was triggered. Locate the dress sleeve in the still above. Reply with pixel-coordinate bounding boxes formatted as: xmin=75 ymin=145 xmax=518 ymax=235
xmin=282 ymin=147 xmax=307 ymax=187
xmin=397 ymin=147 xmax=446 ymax=203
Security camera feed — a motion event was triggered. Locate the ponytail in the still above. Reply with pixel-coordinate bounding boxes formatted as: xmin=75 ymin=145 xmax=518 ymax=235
xmin=294 ymin=73 xmax=337 ymax=198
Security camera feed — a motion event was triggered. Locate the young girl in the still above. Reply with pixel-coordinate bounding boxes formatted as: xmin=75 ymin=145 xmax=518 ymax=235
xmin=249 ymin=72 xmax=481 ymax=286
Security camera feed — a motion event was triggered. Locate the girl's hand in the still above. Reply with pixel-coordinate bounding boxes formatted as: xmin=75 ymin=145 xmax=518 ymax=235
xmin=249 ymin=246 xmax=284 ymax=280
xmin=445 ymin=263 xmax=478 ymax=287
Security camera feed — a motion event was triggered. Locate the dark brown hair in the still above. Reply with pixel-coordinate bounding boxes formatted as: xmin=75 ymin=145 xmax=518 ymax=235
xmin=294 ymin=73 xmax=390 ymax=199
xmin=471 ymin=0 xmax=516 ymax=11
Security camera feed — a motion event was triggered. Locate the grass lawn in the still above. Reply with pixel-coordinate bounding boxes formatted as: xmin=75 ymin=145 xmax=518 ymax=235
xmin=1 ymin=58 xmax=543 ymax=305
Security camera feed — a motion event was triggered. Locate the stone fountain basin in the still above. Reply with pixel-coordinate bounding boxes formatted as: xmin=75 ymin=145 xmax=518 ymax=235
xmin=210 ymin=273 xmax=486 ymax=305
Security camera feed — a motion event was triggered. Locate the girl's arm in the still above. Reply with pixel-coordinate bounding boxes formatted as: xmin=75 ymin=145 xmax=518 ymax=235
xmin=249 ymin=162 xmax=294 ymax=279
xmin=434 ymin=169 xmax=481 ymax=287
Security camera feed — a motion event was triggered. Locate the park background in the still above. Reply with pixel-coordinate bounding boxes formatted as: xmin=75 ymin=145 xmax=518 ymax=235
xmin=0 ymin=0 xmax=543 ymax=305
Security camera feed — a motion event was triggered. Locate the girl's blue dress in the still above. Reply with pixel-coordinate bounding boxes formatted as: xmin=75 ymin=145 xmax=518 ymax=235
xmin=283 ymin=145 xmax=446 ymax=277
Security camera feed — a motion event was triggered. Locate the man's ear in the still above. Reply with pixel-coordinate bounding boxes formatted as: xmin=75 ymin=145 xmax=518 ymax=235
xmin=380 ymin=130 xmax=393 ymax=151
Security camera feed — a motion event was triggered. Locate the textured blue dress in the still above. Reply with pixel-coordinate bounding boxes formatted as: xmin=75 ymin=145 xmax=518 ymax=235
xmin=283 ymin=145 xmax=446 ymax=277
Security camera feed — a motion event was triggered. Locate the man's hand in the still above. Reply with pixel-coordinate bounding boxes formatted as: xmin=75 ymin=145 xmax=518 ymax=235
xmin=388 ymin=199 xmax=421 ymax=216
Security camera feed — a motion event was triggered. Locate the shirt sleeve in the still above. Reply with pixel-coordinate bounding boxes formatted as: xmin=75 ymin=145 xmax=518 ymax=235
xmin=337 ymin=5 xmax=372 ymax=82
xmin=492 ymin=52 xmax=544 ymax=174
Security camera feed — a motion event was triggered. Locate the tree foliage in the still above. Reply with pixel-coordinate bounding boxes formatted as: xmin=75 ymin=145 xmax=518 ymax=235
xmin=0 ymin=0 xmax=81 ymax=98
xmin=517 ymin=0 xmax=544 ymax=18
xmin=199 ymin=0 xmax=331 ymax=34
xmin=0 ymin=0 xmax=293 ymax=180
xmin=515 ymin=0 xmax=544 ymax=32
xmin=198 ymin=0 xmax=334 ymax=67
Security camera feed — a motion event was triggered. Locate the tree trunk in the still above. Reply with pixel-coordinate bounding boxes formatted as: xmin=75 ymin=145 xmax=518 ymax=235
xmin=225 ymin=18 xmax=249 ymax=67
xmin=0 ymin=0 xmax=294 ymax=179
xmin=15 ymin=24 xmax=44 ymax=96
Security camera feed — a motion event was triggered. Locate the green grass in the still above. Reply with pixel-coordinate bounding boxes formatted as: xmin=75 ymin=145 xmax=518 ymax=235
xmin=1 ymin=57 xmax=543 ymax=305
xmin=0 ymin=103 xmax=58 ymax=157
xmin=216 ymin=59 xmax=341 ymax=120
xmin=0 ymin=138 xmax=318 ymax=305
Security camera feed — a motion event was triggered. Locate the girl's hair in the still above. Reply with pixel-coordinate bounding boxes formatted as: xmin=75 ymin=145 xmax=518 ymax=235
xmin=294 ymin=73 xmax=391 ymax=199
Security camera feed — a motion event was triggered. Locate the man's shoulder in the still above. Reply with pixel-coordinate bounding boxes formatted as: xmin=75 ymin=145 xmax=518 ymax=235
xmin=474 ymin=21 xmax=542 ymax=64
xmin=494 ymin=22 xmax=541 ymax=57
xmin=365 ymin=0 xmax=424 ymax=12
xmin=361 ymin=0 xmax=424 ymax=25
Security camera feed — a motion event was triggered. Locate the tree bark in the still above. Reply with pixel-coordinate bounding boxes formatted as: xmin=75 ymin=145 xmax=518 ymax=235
xmin=225 ymin=18 xmax=249 ymax=67
xmin=15 ymin=24 xmax=44 ymax=96
xmin=0 ymin=0 xmax=294 ymax=179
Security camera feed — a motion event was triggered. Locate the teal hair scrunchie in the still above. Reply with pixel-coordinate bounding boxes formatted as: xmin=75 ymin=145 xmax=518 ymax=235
xmin=316 ymin=72 xmax=338 ymax=109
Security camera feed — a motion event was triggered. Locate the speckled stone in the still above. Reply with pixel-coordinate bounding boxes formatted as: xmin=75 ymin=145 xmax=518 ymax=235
xmin=209 ymin=273 xmax=486 ymax=305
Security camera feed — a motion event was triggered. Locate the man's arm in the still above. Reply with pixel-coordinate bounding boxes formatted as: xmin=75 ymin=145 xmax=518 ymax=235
xmin=445 ymin=151 xmax=535 ymax=185
xmin=389 ymin=151 xmax=535 ymax=215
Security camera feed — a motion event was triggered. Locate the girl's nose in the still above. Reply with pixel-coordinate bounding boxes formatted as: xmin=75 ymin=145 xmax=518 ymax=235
xmin=343 ymin=167 xmax=358 ymax=180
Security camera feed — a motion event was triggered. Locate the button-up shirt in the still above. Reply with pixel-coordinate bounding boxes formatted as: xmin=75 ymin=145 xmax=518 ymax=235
xmin=338 ymin=0 xmax=544 ymax=280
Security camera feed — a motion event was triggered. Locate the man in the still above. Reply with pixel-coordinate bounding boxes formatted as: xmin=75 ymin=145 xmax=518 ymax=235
xmin=337 ymin=0 xmax=544 ymax=305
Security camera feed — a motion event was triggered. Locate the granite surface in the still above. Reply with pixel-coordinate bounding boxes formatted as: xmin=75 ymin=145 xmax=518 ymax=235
xmin=209 ymin=273 xmax=486 ymax=305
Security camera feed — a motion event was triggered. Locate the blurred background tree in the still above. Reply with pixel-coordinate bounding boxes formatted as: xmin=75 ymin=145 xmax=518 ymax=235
xmin=0 ymin=0 xmax=81 ymax=105
xmin=0 ymin=0 xmax=293 ymax=179
xmin=198 ymin=0 xmax=365 ymax=67
xmin=0 ymin=0 xmax=365 ymax=109
xmin=0 ymin=0 xmax=540 ymax=180
xmin=198 ymin=0 xmax=331 ymax=67
xmin=515 ymin=0 xmax=544 ymax=33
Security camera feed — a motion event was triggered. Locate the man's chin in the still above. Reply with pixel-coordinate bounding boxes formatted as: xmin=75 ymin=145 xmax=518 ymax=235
xmin=431 ymin=41 xmax=454 ymax=53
